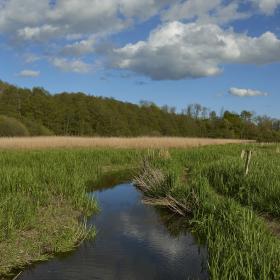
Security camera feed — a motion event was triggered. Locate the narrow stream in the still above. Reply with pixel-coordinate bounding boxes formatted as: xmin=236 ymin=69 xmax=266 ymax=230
xmin=19 ymin=183 xmax=208 ymax=280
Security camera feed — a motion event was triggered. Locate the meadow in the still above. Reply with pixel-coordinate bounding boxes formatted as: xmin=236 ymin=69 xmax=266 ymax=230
xmin=0 ymin=142 xmax=279 ymax=279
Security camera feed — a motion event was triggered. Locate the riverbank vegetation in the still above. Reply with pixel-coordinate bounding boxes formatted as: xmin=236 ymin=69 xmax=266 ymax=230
xmin=0 ymin=149 xmax=142 ymax=278
xmin=134 ymin=144 xmax=280 ymax=279
xmin=1 ymin=80 xmax=280 ymax=141
xmin=0 ymin=143 xmax=279 ymax=279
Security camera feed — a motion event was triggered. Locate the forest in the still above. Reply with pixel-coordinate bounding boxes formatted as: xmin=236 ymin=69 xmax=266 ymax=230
xmin=0 ymin=80 xmax=279 ymax=141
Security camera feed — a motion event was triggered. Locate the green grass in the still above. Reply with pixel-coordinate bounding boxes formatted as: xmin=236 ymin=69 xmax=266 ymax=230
xmin=0 ymin=149 xmax=143 ymax=278
xmin=204 ymin=152 xmax=280 ymax=217
xmin=134 ymin=144 xmax=280 ymax=279
xmin=0 ymin=144 xmax=279 ymax=279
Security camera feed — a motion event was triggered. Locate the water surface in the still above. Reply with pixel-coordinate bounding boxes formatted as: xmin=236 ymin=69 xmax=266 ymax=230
xmin=19 ymin=183 xmax=208 ymax=280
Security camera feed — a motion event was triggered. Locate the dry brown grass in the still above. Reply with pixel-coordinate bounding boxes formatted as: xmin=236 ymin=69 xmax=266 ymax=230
xmin=0 ymin=136 xmax=254 ymax=150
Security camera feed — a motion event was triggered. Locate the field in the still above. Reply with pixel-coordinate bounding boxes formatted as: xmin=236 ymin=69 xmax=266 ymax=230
xmin=0 ymin=142 xmax=279 ymax=279
xmin=0 ymin=136 xmax=253 ymax=149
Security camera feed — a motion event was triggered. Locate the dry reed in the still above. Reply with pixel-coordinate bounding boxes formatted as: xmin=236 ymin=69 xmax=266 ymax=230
xmin=0 ymin=136 xmax=254 ymax=150
xmin=133 ymin=162 xmax=194 ymax=216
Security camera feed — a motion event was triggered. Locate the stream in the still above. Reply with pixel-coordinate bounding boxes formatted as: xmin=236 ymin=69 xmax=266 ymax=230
xmin=19 ymin=183 xmax=208 ymax=280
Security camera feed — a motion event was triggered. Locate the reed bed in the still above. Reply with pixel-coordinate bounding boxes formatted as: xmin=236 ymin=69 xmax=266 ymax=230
xmin=0 ymin=136 xmax=253 ymax=149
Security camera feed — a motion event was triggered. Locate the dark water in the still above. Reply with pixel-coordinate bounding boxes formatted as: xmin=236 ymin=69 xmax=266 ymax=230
xmin=19 ymin=184 xmax=208 ymax=280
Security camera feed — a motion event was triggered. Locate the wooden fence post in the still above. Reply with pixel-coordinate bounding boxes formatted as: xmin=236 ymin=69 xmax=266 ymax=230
xmin=244 ymin=150 xmax=252 ymax=176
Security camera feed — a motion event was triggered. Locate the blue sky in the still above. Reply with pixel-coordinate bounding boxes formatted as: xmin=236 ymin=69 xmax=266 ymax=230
xmin=0 ymin=0 xmax=279 ymax=117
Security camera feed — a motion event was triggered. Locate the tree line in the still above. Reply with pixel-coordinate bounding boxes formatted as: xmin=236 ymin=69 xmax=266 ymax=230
xmin=0 ymin=80 xmax=279 ymax=141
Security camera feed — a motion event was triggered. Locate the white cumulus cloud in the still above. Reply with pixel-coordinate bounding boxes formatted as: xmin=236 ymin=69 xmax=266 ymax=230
xmin=0 ymin=1 xmax=280 ymax=78
xmin=0 ymin=0 xmax=173 ymax=41
xmin=51 ymin=58 xmax=91 ymax=73
xmin=228 ymin=87 xmax=269 ymax=97
xmin=250 ymin=0 xmax=280 ymax=15
xmin=17 ymin=24 xmax=60 ymax=41
xmin=61 ymin=38 xmax=95 ymax=56
xmin=111 ymin=21 xmax=280 ymax=80
xmin=18 ymin=69 xmax=40 ymax=77
xmin=162 ymin=0 xmax=249 ymax=24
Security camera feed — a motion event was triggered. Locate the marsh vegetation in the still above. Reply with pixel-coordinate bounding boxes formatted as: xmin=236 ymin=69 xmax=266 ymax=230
xmin=0 ymin=136 xmax=252 ymax=149
xmin=134 ymin=144 xmax=280 ymax=279
xmin=0 ymin=143 xmax=279 ymax=279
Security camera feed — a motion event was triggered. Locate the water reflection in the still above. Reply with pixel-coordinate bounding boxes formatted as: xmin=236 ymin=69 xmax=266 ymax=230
xmin=19 ymin=184 xmax=208 ymax=280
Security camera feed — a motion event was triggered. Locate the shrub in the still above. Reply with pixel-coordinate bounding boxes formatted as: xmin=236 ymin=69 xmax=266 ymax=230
xmin=22 ymin=119 xmax=54 ymax=136
xmin=0 ymin=116 xmax=29 ymax=137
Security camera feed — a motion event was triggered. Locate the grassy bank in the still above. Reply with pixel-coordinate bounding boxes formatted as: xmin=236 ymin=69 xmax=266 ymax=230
xmin=0 ymin=149 xmax=143 ymax=279
xmin=134 ymin=144 xmax=280 ymax=279
xmin=1 ymin=144 xmax=279 ymax=279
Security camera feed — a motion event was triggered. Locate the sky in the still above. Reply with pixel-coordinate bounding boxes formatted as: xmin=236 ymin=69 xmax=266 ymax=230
xmin=0 ymin=0 xmax=279 ymax=117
